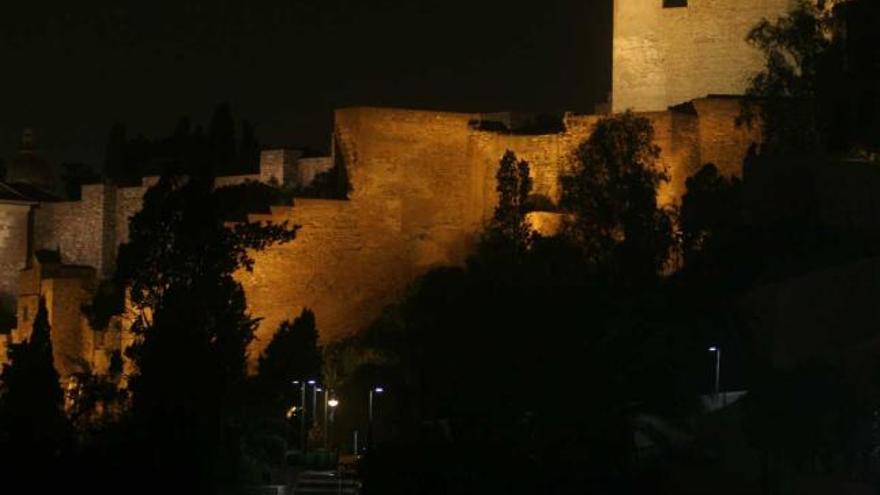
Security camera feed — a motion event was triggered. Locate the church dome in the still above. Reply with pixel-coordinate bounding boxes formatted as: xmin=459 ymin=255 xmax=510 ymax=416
xmin=6 ymin=128 xmax=56 ymax=191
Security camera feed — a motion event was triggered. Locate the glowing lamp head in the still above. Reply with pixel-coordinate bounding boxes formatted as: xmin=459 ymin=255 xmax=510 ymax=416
xmin=374 ymin=387 xmax=384 ymax=393
xmin=708 ymin=346 xmax=717 ymax=352
xmin=292 ymin=380 xmax=300 ymax=385
xmin=307 ymin=380 xmax=317 ymax=385
xmin=328 ymin=399 xmax=339 ymax=408
xmin=316 ymin=387 xmax=323 ymax=392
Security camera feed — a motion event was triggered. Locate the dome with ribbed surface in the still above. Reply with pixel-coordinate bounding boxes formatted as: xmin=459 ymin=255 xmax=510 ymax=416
xmin=6 ymin=128 xmax=56 ymax=191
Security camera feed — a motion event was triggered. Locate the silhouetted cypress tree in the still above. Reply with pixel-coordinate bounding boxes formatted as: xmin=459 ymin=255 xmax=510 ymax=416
xmin=209 ymin=102 xmax=237 ymax=177
xmin=114 ymin=173 xmax=298 ymax=490
xmin=488 ymin=150 xmax=533 ymax=247
xmin=0 ymin=297 xmax=70 ymax=482
xmin=256 ymin=309 xmax=322 ymax=414
xmin=103 ymin=122 xmax=128 ymax=184
xmin=239 ymin=120 xmax=260 ymax=172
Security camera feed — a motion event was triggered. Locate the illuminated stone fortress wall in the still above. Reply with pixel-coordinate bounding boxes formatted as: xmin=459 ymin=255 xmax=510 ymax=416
xmin=1 ymin=0 xmax=779 ymax=373
xmin=242 ymin=98 xmax=757 ymax=360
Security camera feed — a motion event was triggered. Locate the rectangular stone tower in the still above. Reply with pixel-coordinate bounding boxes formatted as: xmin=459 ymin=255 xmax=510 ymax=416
xmin=612 ymin=0 xmax=794 ymax=113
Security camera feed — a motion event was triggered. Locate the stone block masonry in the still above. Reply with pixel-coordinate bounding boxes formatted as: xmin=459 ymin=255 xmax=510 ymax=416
xmin=2 ymin=98 xmax=758 ymax=373
xmin=241 ymin=101 xmax=758 ymax=361
xmin=612 ymin=0 xmax=793 ymax=113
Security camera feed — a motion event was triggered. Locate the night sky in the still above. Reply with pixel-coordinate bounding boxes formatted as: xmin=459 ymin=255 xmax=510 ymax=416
xmin=0 ymin=0 xmax=611 ymax=166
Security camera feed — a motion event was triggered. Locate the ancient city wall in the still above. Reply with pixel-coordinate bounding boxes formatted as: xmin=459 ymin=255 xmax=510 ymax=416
xmin=692 ymin=97 xmax=761 ymax=175
xmin=14 ymin=101 xmax=757 ymax=369
xmin=612 ymin=0 xmax=793 ymax=113
xmin=34 ymin=185 xmax=116 ymax=276
xmin=43 ymin=277 xmax=94 ymax=377
xmin=0 ymin=203 xmax=31 ymax=308
xmin=240 ymin=103 xmax=754 ymax=356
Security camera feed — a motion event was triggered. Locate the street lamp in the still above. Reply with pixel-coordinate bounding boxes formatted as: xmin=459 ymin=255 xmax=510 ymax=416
xmin=368 ymin=387 xmax=384 ymax=451
xmin=369 ymin=387 xmax=384 ymax=424
xmin=292 ymin=380 xmax=307 ymax=452
xmin=325 ymin=393 xmax=339 ymax=448
xmin=312 ymin=385 xmax=322 ymax=430
xmin=708 ymin=346 xmax=721 ymax=405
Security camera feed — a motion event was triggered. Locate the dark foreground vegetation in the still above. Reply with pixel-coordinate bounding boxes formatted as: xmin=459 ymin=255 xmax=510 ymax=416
xmin=0 ymin=1 xmax=877 ymax=494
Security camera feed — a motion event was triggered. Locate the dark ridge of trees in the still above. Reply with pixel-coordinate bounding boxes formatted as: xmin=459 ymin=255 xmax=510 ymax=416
xmin=101 ymin=103 xmax=264 ymax=186
xmin=60 ymin=162 xmax=102 ymax=200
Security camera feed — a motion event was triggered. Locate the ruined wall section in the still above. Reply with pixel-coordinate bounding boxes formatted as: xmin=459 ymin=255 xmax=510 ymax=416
xmin=239 ymin=200 xmax=398 ymax=359
xmin=693 ymin=97 xmax=761 ymax=176
xmin=35 ymin=185 xmax=116 ymax=276
xmin=114 ymin=184 xmax=148 ymax=255
xmin=43 ymin=277 xmax=95 ymax=377
xmin=242 ymin=108 xmax=490 ymax=355
xmin=0 ymin=203 xmax=32 ymax=307
xmin=612 ymin=0 xmax=793 ymax=113
xmin=337 ymin=108 xmax=487 ymax=268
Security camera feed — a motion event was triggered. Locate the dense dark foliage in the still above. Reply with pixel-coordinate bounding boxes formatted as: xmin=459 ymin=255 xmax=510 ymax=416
xmin=0 ymin=298 xmax=72 ymax=487
xmin=742 ymin=0 xmax=880 ymax=156
xmin=561 ymin=111 xmax=675 ymax=283
xmin=97 ymin=172 xmax=297 ymax=493
xmin=103 ymin=103 xmax=264 ymax=185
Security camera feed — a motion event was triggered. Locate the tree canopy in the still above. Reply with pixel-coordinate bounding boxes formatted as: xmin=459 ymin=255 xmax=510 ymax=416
xmin=561 ymin=112 xmax=674 ymax=282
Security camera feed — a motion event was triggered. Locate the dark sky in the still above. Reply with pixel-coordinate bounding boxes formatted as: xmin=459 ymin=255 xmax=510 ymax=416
xmin=0 ymin=0 xmax=612 ymax=166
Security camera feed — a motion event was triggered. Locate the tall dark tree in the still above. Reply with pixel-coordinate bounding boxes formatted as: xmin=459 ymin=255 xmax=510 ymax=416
xmin=209 ymin=102 xmax=237 ymax=177
xmin=487 ymin=150 xmax=533 ymax=249
xmin=256 ymin=309 xmax=322 ymax=412
xmin=0 ymin=298 xmax=70 ymax=483
xmin=60 ymin=162 xmax=101 ymax=200
xmin=239 ymin=120 xmax=261 ymax=173
xmin=103 ymin=122 xmax=128 ymax=184
xmin=114 ymin=174 xmax=297 ymax=490
xmin=560 ymin=112 xmax=674 ymax=281
xmin=679 ymin=163 xmax=744 ymax=281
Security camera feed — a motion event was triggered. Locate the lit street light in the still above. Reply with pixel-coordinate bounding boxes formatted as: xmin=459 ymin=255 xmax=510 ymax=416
xmin=292 ymin=380 xmax=307 ymax=451
xmin=368 ymin=387 xmax=384 ymax=451
xmin=325 ymin=392 xmax=339 ymax=448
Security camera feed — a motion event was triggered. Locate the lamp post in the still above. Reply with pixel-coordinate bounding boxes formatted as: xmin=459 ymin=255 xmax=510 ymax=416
xmin=708 ymin=346 xmax=721 ymax=405
xmin=326 ymin=395 xmax=339 ymax=449
xmin=367 ymin=387 xmax=384 ymax=451
xmin=293 ymin=380 xmax=307 ymax=452
xmin=312 ymin=385 xmax=322 ymax=430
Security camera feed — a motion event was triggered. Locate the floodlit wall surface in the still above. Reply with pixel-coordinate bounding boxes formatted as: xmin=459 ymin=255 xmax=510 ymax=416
xmin=241 ymin=103 xmax=755 ymax=360
xmin=12 ymin=101 xmax=756 ymax=368
xmin=0 ymin=203 xmax=31 ymax=307
xmin=612 ymin=0 xmax=793 ymax=113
